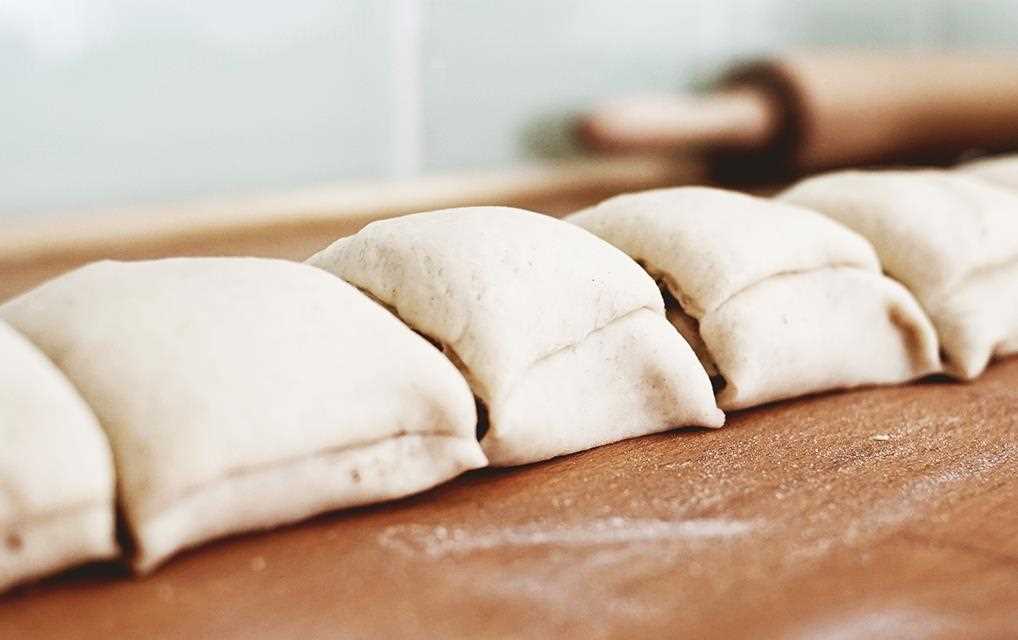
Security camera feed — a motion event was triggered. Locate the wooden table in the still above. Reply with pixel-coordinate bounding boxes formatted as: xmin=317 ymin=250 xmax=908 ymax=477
xmin=2 ymin=359 xmax=1016 ymax=639
xmin=2 ymin=158 xmax=1015 ymax=638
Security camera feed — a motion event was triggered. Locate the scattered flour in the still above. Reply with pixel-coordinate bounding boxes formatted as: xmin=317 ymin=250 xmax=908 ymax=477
xmin=378 ymin=517 xmax=759 ymax=559
xmin=791 ymin=607 xmax=957 ymax=640
xmin=786 ymin=446 xmax=1016 ymax=563
xmin=841 ymin=447 xmax=1014 ymax=543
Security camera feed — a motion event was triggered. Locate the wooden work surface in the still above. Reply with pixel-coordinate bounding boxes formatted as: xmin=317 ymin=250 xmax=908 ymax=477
xmin=1 ymin=159 xmax=1016 ymax=638
xmin=1 ymin=360 xmax=1016 ymax=639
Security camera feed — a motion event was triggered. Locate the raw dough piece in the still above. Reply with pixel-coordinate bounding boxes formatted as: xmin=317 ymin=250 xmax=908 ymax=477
xmin=959 ymin=154 xmax=1018 ymax=192
xmin=308 ymin=207 xmax=723 ymax=466
xmin=1 ymin=258 xmax=485 ymax=572
xmin=0 ymin=320 xmax=116 ymax=592
xmin=781 ymin=169 xmax=1018 ymax=379
xmin=570 ymin=187 xmax=940 ymax=409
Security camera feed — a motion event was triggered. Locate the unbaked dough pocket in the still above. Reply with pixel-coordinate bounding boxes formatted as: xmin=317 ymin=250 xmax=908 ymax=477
xmin=927 ymin=259 xmax=1018 ymax=380
xmin=131 ymin=433 xmax=484 ymax=572
xmin=2 ymin=258 xmax=486 ymax=574
xmin=485 ymin=307 xmax=723 ymax=466
xmin=308 ymin=206 xmax=723 ymax=467
xmin=699 ymin=267 xmax=940 ymax=409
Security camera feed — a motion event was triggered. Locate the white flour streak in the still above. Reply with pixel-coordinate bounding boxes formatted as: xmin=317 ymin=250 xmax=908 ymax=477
xmin=378 ymin=517 xmax=759 ymax=559
xmin=791 ymin=607 xmax=956 ymax=640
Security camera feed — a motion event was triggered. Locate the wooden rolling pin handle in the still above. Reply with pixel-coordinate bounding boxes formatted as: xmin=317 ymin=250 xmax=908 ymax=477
xmin=575 ymin=62 xmax=806 ymax=184
xmin=576 ymin=86 xmax=781 ymax=154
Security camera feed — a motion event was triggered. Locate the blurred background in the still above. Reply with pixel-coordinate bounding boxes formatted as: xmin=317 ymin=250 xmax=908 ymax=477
xmin=1 ymin=0 xmax=1017 ymax=218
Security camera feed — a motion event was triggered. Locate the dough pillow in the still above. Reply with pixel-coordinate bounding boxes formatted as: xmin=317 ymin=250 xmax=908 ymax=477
xmin=0 ymin=258 xmax=484 ymax=572
xmin=781 ymin=170 xmax=1018 ymax=379
xmin=307 ymin=206 xmax=723 ymax=466
xmin=959 ymin=154 xmax=1018 ymax=192
xmin=0 ymin=320 xmax=116 ymax=592
xmin=569 ymin=187 xmax=940 ymax=409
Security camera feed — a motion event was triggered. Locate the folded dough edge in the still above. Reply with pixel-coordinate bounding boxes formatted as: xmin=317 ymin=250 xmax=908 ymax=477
xmin=779 ymin=169 xmax=1018 ymax=379
xmin=701 ymin=267 xmax=941 ymax=409
xmin=308 ymin=207 xmax=720 ymax=466
xmin=484 ymin=307 xmax=723 ymax=466
xmin=1 ymin=258 xmax=486 ymax=574
xmin=0 ymin=320 xmax=117 ymax=592
xmin=133 ymin=433 xmax=484 ymax=572
xmin=925 ymin=258 xmax=1018 ymax=379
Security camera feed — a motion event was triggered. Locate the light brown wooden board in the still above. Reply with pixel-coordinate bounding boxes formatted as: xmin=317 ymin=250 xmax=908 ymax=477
xmin=0 ymin=156 xmax=706 ymax=303
xmin=2 ymin=359 xmax=1016 ymax=639
xmin=2 ymin=166 xmax=1015 ymax=637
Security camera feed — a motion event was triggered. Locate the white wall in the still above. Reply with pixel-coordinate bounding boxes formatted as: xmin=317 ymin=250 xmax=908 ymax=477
xmin=0 ymin=0 xmax=1015 ymax=216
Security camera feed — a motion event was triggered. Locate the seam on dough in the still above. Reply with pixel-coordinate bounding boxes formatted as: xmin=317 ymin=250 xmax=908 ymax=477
xmin=491 ymin=304 xmax=660 ymax=417
xmin=660 ymin=262 xmax=880 ymax=401
xmin=137 ymin=432 xmax=467 ymax=518
xmin=637 ymin=258 xmax=876 ymax=319
xmin=463 ymin=300 xmax=657 ymax=410
xmin=131 ymin=432 xmax=482 ymax=573
xmin=928 ymin=254 xmax=1018 ymax=309
xmin=707 ymin=263 xmax=872 ymax=317
xmin=882 ymin=176 xmax=1018 ymax=301
xmin=347 ymin=273 xmax=652 ymax=410
xmin=522 ymin=304 xmax=660 ymax=375
xmin=122 ymin=271 xmax=476 ymax=509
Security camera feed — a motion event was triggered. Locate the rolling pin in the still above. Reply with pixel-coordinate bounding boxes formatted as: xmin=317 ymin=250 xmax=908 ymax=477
xmin=578 ymin=51 xmax=1018 ymax=181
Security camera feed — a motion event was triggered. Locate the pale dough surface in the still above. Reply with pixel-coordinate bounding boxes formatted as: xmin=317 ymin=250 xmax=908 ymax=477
xmin=703 ymin=268 xmax=938 ymax=408
xmin=309 ymin=207 xmax=723 ymax=466
xmin=959 ymin=154 xmax=1018 ymax=192
xmin=780 ymin=169 xmax=1018 ymax=378
xmin=1 ymin=258 xmax=485 ymax=571
xmin=570 ymin=187 xmax=940 ymax=409
xmin=0 ymin=320 xmax=116 ymax=591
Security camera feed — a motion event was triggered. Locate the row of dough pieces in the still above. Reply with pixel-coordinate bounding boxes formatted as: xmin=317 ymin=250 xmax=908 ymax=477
xmin=3 ymin=154 xmax=1017 ymax=593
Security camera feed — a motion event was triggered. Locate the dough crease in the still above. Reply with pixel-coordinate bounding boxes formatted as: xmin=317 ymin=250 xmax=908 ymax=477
xmin=570 ymin=187 xmax=940 ymax=409
xmin=309 ymin=206 xmax=723 ymax=465
xmin=1 ymin=258 xmax=485 ymax=571
xmin=0 ymin=320 xmax=116 ymax=592
xmin=780 ymin=169 xmax=1018 ymax=378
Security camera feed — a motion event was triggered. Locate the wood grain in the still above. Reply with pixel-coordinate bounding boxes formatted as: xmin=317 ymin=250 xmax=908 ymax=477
xmin=1 ymin=360 xmax=1016 ymax=639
